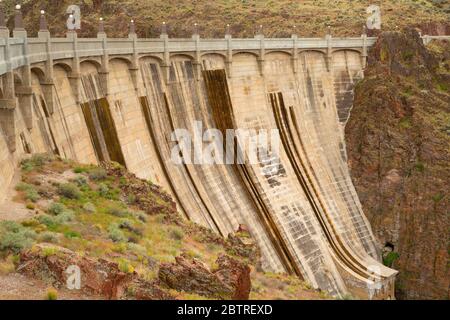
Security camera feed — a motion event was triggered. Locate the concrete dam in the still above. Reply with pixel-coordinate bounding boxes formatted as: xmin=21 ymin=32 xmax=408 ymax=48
xmin=0 ymin=12 xmax=405 ymax=299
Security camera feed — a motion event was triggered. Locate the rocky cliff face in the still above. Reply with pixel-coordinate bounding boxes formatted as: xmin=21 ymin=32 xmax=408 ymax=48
xmin=345 ymin=30 xmax=449 ymax=300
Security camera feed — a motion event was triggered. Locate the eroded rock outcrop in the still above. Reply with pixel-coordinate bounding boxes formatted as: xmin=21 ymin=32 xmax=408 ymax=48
xmin=345 ymin=30 xmax=449 ymax=299
xmin=158 ymin=253 xmax=251 ymax=300
xmin=18 ymin=244 xmax=173 ymax=300
xmin=225 ymin=224 xmax=261 ymax=269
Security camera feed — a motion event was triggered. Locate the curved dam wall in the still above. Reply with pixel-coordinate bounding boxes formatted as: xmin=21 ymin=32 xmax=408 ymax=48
xmin=0 ymin=34 xmax=398 ymax=299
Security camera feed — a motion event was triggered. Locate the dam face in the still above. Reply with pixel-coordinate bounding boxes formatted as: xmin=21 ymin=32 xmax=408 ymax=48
xmin=0 ymin=28 xmax=399 ymax=299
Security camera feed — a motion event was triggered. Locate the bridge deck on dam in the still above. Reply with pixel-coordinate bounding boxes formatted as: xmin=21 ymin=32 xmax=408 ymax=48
xmin=6 ymin=27 xmax=448 ymax=298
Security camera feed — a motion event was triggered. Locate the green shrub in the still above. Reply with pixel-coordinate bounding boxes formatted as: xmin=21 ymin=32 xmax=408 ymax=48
xmin=15 ymin=182 xmax=34 ymax=192
xmin=45 ymin=288 xmax=58 ymax=300
xmin=436 ymin=82 xmax=448 ymax=92
xmin=119 ymin=219 xmax=134 ymax=230
xmin=72 ymin=175 xmax=88 ymax=187
xmin=383 ymin=252 xmax=400 ymax=267
xmin=25 ymin=189 xmax=40 ymax=203
xmin=20 ymin=154 xmax=52 ymax=172
xmin=107 ymin=206 xmax=129 ymax=217
xmin=16 ymin=183 xmax=40 ymax=202
xmin=415 ymin=162 xmax=425 ymax=172
xmin=46 ymin=203 xmax=74 ymax=223
xmin=108 ymin=224 xmax=127 ymax=242
xmin=38 ymin=231 xmax=59 ymax=243
xmin=21 ymin=219 xmax=41 ymax=228
xmin=119 ymin=219 xmax=143 ymax=236
xmin=132 ymin=211 xmax=147 ymax=223
xmin=73 ymin=166 xmax=88 ymax=174
xmin=57 ymin=183 xmax=82 ymax=199
xmin=82 ymin=202 xmax=96 ymax=214
xmin=127 ymin=243 xmax=147 ymax=256
xmin=88 ymin=168 xmax=107 ymax=181
xmin=48 ymin=202 xmax=67 ymax=216
xmin=169 ymin=228 xmax=184 ymax=241
xmin=432 ymin=193 xmax=444 ymax=203
xmin=42 ymin=247 xmax=58 ymax=257
xmin=399 ymin=116 xmax=412 ymax=129
xmin=26 ymin=203 xmax=35 ymax=210
xmin=55 ymin=211 xmax=74 ymax=224
xmin=37 ymin=215 xmax=59 ymax=229
xmin=98 ymin=183 xmax=110 ymax=198
xmin=126 ymin=194 xmax=136 ymax=204
xmin=64 ymin=230 xmax=80 ymax=239
xmin=118 ymin=259 xmax=135 ymax=274
xmin=0 ymin=221 xmax=36 ymax=253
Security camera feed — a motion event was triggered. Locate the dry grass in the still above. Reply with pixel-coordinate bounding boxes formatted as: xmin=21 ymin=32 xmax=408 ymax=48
xmin=4 ymin=0 xmax=449 ymax=38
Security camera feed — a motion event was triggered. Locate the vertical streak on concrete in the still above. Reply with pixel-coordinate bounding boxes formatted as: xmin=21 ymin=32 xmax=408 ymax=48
xmin=99 ymin=34 xmax=110 ymax=96
xmin=225 ymin=33 xmax=233 ymax=78
xmin=68 ymin=31 xmax=81 ymax=104
xmin=291 ymin=34 xmax=298 ymax=74
xmin=161 ymin=33 xmax=170 ymax=84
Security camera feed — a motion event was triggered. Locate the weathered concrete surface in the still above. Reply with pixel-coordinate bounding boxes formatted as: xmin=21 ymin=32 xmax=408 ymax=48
xmin=0 ymin=35 xmax=403 ymax=299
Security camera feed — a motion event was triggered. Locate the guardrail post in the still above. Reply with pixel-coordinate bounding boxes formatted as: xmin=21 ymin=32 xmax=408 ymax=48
xmin=160 ymin=22 xmax=171 ymax=84
xmin=225 ymin=24 xmax=233 ymax=78
xmin=255 ymin=25 xmax=265 ymax=76
xmin=291 ymin=26 xmax=298 ymax=74
xmin=38 ymin=10 xmax=50 ymax=38
xmin=192 ymin=23 xmax=201 ymax=80
xmin=13 ymin=5 xmax=26 ymax=38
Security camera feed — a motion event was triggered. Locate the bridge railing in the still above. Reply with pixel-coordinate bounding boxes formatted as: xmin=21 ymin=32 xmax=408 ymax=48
xmin=0 ymin=35 xmax=380 ymax=75
xmin=0 ymin=5 xmax=448 ymax=77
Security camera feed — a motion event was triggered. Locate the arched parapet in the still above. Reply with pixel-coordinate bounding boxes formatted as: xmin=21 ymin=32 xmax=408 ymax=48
xmin=79 ymin=58 xmax=103 ymax=73
xmin=331 ymin=48 xmax=363 ymax=56
xmin=167 ymin=54 xmax=197 ymax=82
xmin=298 ymin=49 xmax=327 ymax=57
xmin=264 ymin=51 xmax=294 ymax=76
xmin=200 ymin=53 xmax=227 ymax=71
xmin=53 ymin=61 xmax=73 ymax=75
xmin=231 ymin=50 xmax=260 ymax=60
xmin=169 ymin=53 xmax=196 ymax=62
xmin=298 ymin=50 xmax=328 ymax=72
xmin=199 ymin=52 xmax=227 ymax=60
xmin=79 ymin=60 xmax=106 ymax=102
xmin=109 ymin=56 xmax=134 ymax=69
xmin=30 ymin=66 xmax=47 ymax=84
xmin=230 ymin=51 xmax=261 ymax=79
xmin=265 ymin=49 xmax=292 ymax=57
xmin=138 ymin=54 xmax=164 ymax=64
